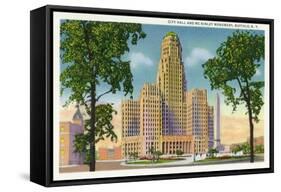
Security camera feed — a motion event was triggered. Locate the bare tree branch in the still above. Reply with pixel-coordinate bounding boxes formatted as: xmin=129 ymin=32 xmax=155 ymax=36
xmin=96 ymin=89 xmax=112 ymax=101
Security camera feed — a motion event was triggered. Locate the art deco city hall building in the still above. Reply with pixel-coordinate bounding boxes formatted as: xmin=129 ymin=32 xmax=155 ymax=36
xmin=121 ymin=32 xmax=214 ymax=158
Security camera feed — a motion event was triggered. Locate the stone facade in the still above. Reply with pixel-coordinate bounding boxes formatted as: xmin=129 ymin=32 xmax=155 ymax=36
xmin=121 ymin=32 xmax=213 ymax=159
xmin=59 ymin=105 xmax=85 ymax=166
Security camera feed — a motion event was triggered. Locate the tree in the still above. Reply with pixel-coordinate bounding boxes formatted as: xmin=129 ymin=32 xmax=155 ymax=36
xmin=155 ymin=151 xmax=163 ymax=161
xmin=73 ymin=103 xmax=117 ymax=162
xmin=176 ymin=149 xmax=184 ymax=157
xmin=148 ymin=146 xmax=156 ymax=163
xmin=255 ymin=144 xmax=264 ymax=154
xmin=60 ymin=20 xmax=146 ymax=171
xmin=232 ymin=145 xmax=242 ymax=154
xmin=148 ymin=147 xmax=162 ymax=162
xmin=208 ymin=148 xmax=218 ymax=158
xmin=231 ymin=143 xmax=251 ymax=155
xmin=202 ymin=31 xmax=264 ymax=162
xmin=129 ymin=152 xmax=138 ymax=161
xmin=241 ymin=143 xmax=251 ymax=154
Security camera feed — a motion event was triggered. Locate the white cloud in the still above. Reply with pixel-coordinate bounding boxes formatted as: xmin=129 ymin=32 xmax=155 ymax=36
xmin=129 ymin=52 xmax=153 ymax=68
xmin=185 ymin=48 xmax=213 ymax=67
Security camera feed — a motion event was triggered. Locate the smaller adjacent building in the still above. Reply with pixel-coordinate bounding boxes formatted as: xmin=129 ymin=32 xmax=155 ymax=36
xmin=187 ymin=89 xmax=214 ymax=154
xmin=98 ymin=146 xmax=122 ymax=160
xmin=59 ymin=105 xmax=85 ymax=166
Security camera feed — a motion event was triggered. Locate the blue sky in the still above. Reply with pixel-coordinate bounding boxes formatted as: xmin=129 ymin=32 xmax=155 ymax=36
xmin=60 ymin=24 xmax=265 ymax=117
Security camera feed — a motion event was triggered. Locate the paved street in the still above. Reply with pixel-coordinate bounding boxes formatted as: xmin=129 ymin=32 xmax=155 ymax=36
xmin=60 ymin=155 xmax=264 ymax=173
xmin=60 ymin=160 xmax=142 ymax=173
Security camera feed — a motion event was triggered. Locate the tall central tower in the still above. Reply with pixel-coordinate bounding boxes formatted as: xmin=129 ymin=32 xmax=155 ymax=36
xmin=122 ymin=32 xmax=215 ymax=158
xmin=156 ymin=32 xmax=187 ymax=136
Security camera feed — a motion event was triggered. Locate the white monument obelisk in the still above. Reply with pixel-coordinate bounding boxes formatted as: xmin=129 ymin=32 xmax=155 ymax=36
xmin=216 ymin=93 xmax=222 ymax=150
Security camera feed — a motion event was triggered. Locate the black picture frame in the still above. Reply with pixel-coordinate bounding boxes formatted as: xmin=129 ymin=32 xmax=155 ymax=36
xmin=30 ymin=5 xmax=274 ymax=187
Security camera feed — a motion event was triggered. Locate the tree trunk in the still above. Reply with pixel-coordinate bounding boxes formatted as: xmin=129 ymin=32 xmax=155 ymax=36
xmin=246 ymin=100 xmax=254 ymax=163
xmin=89 ymin=82 xmax=96 ymax=171
xmin=244 ymin=79 xmax=254 ymax=163
xmin=82 ymin=22 xmax=97 ymax=171
xmin=89 ymin=141 xmax=95 ymax=171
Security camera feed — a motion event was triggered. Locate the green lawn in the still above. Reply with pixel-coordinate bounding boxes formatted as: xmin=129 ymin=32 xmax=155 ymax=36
xmin=196 ymin=156 xmax=249 ymax=163
xmin=127 ymin=159 xmax=178 ymax=164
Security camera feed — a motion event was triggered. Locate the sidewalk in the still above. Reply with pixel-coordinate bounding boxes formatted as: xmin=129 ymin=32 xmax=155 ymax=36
xmin=121 ymin=156 xmax=194 ymax=167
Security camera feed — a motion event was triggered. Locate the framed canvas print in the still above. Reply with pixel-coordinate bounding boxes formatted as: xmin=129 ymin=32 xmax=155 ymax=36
xmin=30 ymin=5 xmax=274 ymax=187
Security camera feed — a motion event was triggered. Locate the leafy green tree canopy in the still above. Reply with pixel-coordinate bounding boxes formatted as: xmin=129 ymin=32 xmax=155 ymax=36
xmin=203 ymin=30 xmax=264 ymax=122
xmin=60 ymin=20 xmax=146 ymax=106
xmin=176 ymin=149 xmax=184 ymax=157
xmin=74 ymin=104 xmax=117 ymax=154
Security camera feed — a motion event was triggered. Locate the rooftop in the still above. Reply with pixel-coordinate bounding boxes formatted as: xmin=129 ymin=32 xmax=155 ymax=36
xmin=164 ymin=31 xmax=179 ymax=40
xmin=72 ymin=104 xmax=83 ymax=121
